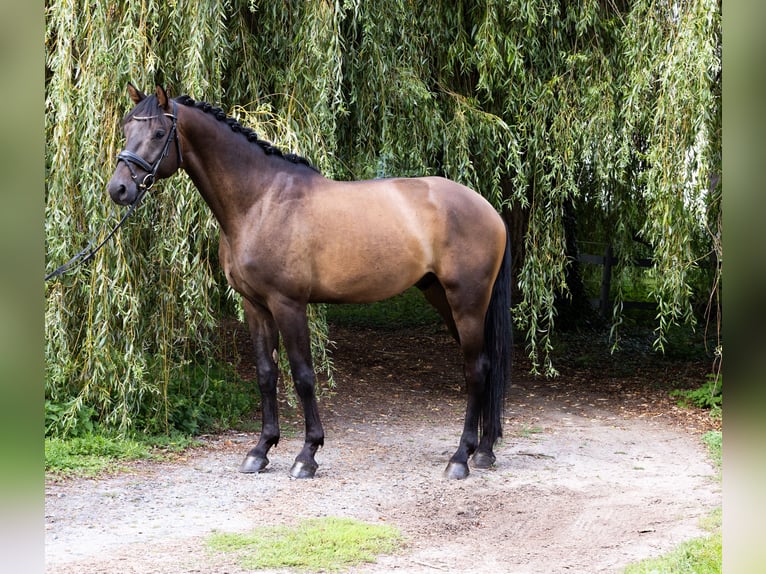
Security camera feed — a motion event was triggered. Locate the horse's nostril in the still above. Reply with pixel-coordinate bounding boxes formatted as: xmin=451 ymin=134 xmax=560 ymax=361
xmin=114 ymin=184 xmax=128 ymax=202
xmin=108 ymin=181 xmax=130 ymax=204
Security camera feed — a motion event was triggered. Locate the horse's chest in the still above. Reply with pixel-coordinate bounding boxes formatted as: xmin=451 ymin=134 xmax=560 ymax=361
xmin=222 ymin=253 xmax=260 ymax=295
xmin=221 ymin=247 xmax=298 ymax=303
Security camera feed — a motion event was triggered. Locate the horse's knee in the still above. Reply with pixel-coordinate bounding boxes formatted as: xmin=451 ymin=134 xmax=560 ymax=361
xmin=256 ymin=361 xmax=278 ymax=393
xmin=291 ymin=365 xmax=317 ymax=399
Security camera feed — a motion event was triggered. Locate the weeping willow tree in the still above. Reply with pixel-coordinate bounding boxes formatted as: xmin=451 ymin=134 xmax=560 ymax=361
xmin=45 ymin=0 xmax=721 ymax=434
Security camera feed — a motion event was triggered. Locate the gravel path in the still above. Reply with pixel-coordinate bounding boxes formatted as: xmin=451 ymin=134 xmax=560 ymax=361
xmin=45 ymin=327 xmax=720 ymax=573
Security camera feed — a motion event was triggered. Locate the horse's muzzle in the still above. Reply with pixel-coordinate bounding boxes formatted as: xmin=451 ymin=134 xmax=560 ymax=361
xmin=107 ymin=176 xmax=137 ymax=206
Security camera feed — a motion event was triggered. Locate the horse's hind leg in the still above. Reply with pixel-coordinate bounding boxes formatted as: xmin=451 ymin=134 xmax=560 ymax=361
xmin=418 ymin=276 xmax=460 ymax=342
xmin=445 ymin=313 xmax=491 ymax=479
xmin=239 ymin=300 xmax=281 ymax=473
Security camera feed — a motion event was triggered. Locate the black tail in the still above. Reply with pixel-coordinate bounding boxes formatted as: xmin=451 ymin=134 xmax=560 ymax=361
xmin=482 ymin=228 xmax=512 ymax=445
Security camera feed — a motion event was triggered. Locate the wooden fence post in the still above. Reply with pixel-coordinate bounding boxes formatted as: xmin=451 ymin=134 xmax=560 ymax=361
xmin=599 ymin=244 xmax=613 ymax=318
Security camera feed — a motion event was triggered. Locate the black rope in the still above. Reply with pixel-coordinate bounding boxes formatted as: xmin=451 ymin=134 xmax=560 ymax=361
xmin=44 ymin=188 xmax=147 ymax=282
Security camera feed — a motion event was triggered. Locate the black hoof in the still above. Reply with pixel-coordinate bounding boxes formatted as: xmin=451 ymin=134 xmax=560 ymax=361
xmin=471 ymin=451 xmax=496 ymax=469
xmin=444 ymin=461 xmax=470 ymax=480
xmin=239 ymin=454 xmax=269 ymax=474
xmin=289 ymin=460 xmax=317 ymax=479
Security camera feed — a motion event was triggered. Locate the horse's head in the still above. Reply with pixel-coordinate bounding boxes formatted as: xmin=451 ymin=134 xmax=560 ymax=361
xmin=107 ymin=84 xmax=183 ymax=205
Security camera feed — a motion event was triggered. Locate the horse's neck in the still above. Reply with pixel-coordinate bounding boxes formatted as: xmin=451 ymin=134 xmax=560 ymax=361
xmin=179 ymin=110 xmax=284 ymax=235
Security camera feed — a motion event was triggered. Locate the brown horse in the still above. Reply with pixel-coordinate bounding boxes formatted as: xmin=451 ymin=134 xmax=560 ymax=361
xmin=107 ymin=85 xmax=512 ymax=480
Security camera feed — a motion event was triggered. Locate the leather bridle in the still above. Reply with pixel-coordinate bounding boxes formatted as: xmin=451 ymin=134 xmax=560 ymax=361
xmin=116 ymin=100 xmax=182 ymax=193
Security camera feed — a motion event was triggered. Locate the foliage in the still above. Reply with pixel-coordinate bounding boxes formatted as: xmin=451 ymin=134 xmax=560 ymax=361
xmin=671 ymin=373 xmax=722 ymax=412
xmin=45 ymin=359 xmax=258 ymax=437
xmin=45 ymin=399 xmax=97 ymax=438
xmin=207 ymin=517 xmax=402 ymax=571
xmin=45 ymin=1 xmax=722 ymax=432
xmin=142 ymin=362 xmax=260 ymax=435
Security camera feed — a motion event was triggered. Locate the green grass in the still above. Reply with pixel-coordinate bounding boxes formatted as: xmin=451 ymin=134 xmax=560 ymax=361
xmin=622 ymin=433 xmax=722 ymax=573
xmin=702 ymin=430 xmax=722 ymax=471
xmin=326 ymin=287 xmax=441 ymax=329
xmin=207 ymin=517 xmax=402 ymax=571
xmin=45 ymin=432 xmax=197 ymax=478
xmin=623 ymin=531 xmax=721 ymax=574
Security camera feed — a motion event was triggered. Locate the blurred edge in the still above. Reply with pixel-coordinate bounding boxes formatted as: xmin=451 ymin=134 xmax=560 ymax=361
xmin=723 ymin=1 xmax=766 ymax=573
xmin=0 ymin=0 xmax=45 ymax=573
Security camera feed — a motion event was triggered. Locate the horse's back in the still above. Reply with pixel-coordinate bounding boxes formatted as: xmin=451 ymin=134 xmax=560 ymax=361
xmin=300 ymin=176 xmax=506 ymax=303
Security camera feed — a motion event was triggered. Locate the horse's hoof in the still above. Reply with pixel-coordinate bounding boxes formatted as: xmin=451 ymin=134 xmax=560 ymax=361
xmin=444 ymin=461 xmax=470 ymax=480
xmin=239 ymin=454 xmax=269 ymax=473
xmin=471 ymin=451 xmax=496 ymax=469
xmin=289 ymin=460 xmax=317 ymax=479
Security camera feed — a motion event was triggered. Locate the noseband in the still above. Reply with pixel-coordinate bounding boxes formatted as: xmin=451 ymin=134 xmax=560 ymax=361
xmin=116 ymin=100 xmax=182 ymax=194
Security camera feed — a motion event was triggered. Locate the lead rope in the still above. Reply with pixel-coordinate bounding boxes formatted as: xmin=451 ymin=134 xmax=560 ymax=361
xmin=44 ymin=187 xmax=149 ymax=281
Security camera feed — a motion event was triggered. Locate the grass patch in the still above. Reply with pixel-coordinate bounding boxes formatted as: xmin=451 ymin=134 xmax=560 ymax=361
xmin=622 ymin=431 xmax=722 ymax=573
xmin=519 ymin=425 xmax=545 ymax=438
xmin=326 ymin=287 xmax=440 ymax=329
xmin=702 ymin=430 xmax=722 ymax=471
xmin=623 ymin=508 xmax=721 ymax=574
xmin=622 ymin=531 xmax=721 ymax=574
xmin=45 ymin=432 xmax=197 ymax=478
xmin=207 ymin=517 xmax=402 ymax=571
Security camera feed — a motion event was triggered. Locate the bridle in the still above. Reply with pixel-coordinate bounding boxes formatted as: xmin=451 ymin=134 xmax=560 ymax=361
xmin=44 ymin=100 xmax=182 ymax=282
xmin=117 ymin=100 xmax=182 ymax=194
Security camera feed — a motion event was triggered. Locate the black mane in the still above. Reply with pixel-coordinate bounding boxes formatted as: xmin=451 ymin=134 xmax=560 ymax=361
xmin=175 ymin=95 xmax=319 ymax=173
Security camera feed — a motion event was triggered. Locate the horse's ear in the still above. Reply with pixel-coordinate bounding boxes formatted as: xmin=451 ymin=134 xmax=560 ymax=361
xmin=127 ymin=83 xmax=145 ymax=104
xmin=155 ymin=85 xmax=170 ymax=110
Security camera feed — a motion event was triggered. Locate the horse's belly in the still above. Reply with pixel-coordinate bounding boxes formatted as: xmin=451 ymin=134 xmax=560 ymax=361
xmin=310 ymin=252 xmax=426 ymax=304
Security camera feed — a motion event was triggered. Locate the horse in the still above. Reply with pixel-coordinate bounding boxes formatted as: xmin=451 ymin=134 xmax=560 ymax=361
xmin=107 ymin=84 xmax=512 ymax=480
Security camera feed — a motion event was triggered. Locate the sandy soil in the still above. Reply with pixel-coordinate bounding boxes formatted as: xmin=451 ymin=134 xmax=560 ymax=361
xmin=45 ymin=325 xmax=720 ymax=573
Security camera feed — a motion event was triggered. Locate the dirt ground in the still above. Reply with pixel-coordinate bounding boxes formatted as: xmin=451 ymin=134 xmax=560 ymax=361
xmin=45 ymin=324 xmax=721 ymax=573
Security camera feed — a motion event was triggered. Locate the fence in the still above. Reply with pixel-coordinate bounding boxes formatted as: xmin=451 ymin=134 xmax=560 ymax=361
xmin=578 ymin=244 xmax=655 ymax=316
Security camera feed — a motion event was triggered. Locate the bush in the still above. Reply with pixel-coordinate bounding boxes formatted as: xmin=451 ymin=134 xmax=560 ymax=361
xmin=671 ymin=373 xmax=722 ymax=411
xmin=45 ymin=359 xmax=259 ymax=439
xmin=45 ymin=399 xmax=97 ymax=438
xmin=141 ymin=362 xmax=259 ymax=435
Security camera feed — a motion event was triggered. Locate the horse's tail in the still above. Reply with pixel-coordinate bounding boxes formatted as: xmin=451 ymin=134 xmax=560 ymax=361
xmin=482 ymin=226 xmax=512 ymax=446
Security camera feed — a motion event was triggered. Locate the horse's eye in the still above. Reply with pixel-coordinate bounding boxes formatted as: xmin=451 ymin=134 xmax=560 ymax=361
xmin=154 ymin=129 xmax=166 ymax=140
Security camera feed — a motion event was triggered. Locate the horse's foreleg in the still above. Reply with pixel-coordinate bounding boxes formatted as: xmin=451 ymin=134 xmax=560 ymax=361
xmin=239 ymin=301 xmax=281 ymax=474
xmin=271 ymin=300 xmax=324 ymax=479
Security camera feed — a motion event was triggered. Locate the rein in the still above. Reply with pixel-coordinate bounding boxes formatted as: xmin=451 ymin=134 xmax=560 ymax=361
xmin=44 ymin=190 xmax=148 ymax=281
xmin=44 ymin=102 xmax=181 ymax=282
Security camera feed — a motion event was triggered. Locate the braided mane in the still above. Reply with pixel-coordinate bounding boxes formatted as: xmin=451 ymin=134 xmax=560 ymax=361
xmin=175 ymin=95 xmax=319 ymax=173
